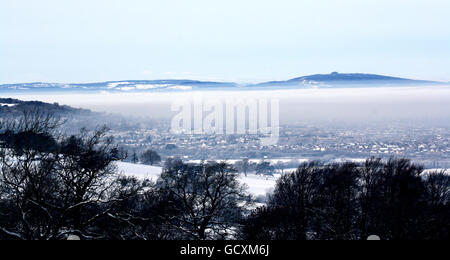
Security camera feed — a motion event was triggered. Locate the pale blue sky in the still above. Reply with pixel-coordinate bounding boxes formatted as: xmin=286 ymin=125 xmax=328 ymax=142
xmin=1 ymin=0 xmax=449 ymax=84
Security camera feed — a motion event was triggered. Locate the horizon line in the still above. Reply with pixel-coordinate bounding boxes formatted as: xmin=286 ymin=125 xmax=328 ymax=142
xmin=0 ymin=72 xmax=448 ymax=86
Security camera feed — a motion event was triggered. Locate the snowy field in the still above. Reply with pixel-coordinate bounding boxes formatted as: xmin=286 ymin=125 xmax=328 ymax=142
xmin=117 ymin=162 xmax=449 ymax=198
xmin=116 ymin=162 xmax=163 ymax=181
xmin=116 ymin=162 xmax=280 ymax=197
xmin=238 ymin=174 xmax=279 ymax=197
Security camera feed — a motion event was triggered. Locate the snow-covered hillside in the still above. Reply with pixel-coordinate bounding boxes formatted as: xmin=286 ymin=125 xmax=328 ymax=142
xmin=116 ymin=162 xmax=279 ymax=197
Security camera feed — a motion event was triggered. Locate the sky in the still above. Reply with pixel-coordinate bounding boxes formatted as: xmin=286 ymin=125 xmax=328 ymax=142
xmin=1 ymin=0 xmax=449 ymax=84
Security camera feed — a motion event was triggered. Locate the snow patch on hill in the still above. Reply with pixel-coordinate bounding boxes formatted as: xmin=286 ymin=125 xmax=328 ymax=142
xmin=0 ymin=103 xmax=17 ymax=107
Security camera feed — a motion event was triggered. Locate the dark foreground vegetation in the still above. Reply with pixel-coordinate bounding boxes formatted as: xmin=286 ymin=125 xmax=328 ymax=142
xmin=0 ymin=111 xmax=448 ymax=240
xmin=243 ymin=160 xmax=449 ymax=240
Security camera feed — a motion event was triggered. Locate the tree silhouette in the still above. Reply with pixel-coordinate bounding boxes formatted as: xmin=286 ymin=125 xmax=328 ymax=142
xmin=141 ymin=149 xmax=161 ymax=166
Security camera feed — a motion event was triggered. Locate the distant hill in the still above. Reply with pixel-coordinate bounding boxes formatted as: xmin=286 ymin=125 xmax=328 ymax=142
xmin=252 ymin=72 xmax=442 ymax=88
xmin=0 ymin=80 xmax=238 ymax=93
xmin=0 ymin=73 xmax=446 ymax=93
xmin=0 ymin=98 xmax=91 ymax=116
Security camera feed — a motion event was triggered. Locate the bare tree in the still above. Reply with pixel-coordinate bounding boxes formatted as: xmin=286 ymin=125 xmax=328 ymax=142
xmin=157 ymin=159 xmax=251 ymax=240
xmin=0 ymin=112 xmax=133 ymax=240
xmin=141 ymin=149 xmax=161 ymax=166
xmin=424 ymin=171 xmax=450 ymax=207
xmin=268 ymin=161 xmax=324 ymax=240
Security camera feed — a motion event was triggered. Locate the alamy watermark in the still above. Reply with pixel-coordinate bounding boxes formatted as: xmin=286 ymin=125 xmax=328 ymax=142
xmin=171 ymin=94 xmax=279 ymax=146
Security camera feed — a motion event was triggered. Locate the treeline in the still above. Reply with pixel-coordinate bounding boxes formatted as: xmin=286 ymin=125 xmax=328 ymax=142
xmin=123 ymin=148 xmax=162 ymax=166
xmin=0 ymin=111 xmax=448 ymax=240
xmin=243 ymin=160 xmax=449 ymax=240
